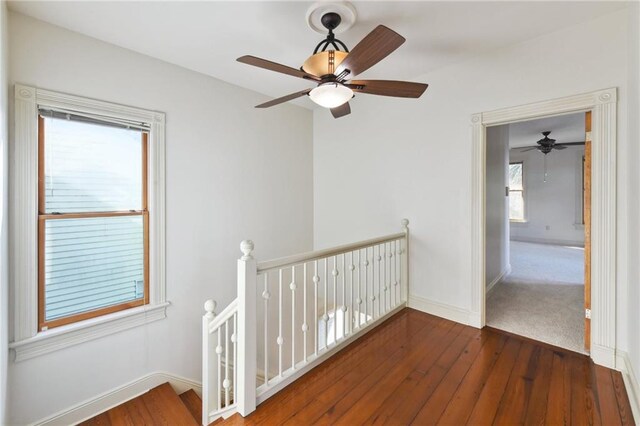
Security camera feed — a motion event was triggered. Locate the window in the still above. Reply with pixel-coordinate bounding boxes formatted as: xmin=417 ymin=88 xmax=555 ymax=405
xmin=11 ymin=85 xmax=166 ymax=361
xmin=38 ymin=112 xmax=149 ymax=330
xmin=509 ymin=162 xmax=525 ymax=221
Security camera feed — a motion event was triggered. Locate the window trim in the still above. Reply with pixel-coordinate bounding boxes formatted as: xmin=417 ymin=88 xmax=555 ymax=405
xmin=508 ymin=161 xmax=526 ymax=222
xmin=10 ymin=84 xmax=167 ymax=361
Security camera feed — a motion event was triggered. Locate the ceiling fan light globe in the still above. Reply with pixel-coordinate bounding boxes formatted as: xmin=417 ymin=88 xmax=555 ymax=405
xmin=309 ymin=83 xmax=353 ymax=108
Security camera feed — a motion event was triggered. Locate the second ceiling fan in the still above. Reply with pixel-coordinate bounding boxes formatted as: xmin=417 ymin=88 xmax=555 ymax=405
xmin=237 ymin=12 xmax=429 ymax=118
xmin=519 ymin=131 xmax=585 ymax=154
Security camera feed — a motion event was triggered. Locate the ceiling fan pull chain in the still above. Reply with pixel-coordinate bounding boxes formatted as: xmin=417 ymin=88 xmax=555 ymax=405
xmin=544 ymin=155 xmax=548 ymax=183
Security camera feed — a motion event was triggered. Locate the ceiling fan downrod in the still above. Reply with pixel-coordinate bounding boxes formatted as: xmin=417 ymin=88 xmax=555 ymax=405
xmin=313 ymin=12 xmax=350 ymax=54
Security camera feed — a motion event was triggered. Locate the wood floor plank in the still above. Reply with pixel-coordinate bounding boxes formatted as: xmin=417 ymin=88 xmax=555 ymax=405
xmin=359 ymin=321 xmax=470 ymax=425
xmin=612 ymin=370 xmax=635 ymax=425
xmin=435 ymin=332 xmax=508 ymax=425
xmin=317 ymin=321 xmax=466 ymax=425
xmin=298 ymin=318 xmax=461 ymax=425
xmin=410 ymin=329 xmax=502 ymax=425
xmin=570 ymin=354 xmax=591 ymax=426
xmin=594 ymin=366 xmax=623 ymax=426
xmin=141 ymin=383 xmax=199 ymax=425
xmin=522 ymin=347 xmax=554 ymax=425
xmin=180 ymin=389 xmax=203 ymax=424
xmin=465 ymin=337 xmax=522 ymax=424
xmin=489 ymin=340 xmax=536 ymax=425
xmin=80 ymin=412 xmax=112 ymax=426
xmin=251 ymin=310 xmax=438 ymax=425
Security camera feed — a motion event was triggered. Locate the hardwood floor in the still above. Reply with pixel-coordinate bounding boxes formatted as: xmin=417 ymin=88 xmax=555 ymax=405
xmin=225 ymin=308 xmax=634 ymax=425
xmin=82 ymin=308 xmax=635 ymax=425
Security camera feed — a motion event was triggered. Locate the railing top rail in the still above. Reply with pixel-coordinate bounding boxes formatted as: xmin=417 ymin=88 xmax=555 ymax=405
xmin=257 ymin=231 xmax=406 ymax=274
xmin=207 ymin=298 xmax=238 ymax=333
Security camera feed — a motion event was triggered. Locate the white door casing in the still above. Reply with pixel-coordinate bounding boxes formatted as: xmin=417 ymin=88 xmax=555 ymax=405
xmin=470 ymin=88 xmax=617 ymax=368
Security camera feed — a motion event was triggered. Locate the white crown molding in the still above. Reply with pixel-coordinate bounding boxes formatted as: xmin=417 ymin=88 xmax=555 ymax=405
xmin=33 ymin=371 xmax=201 ymax=426
xmin=408 ymin=294 xmax=473 ymax=326
xmin=470 ymin=88 xmax=618 ymax=368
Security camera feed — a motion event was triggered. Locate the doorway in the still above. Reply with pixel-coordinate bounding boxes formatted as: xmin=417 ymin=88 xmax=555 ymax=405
xmin=483 ymin=112 xmax=590 ymax=353
xmin=469 ymin=88 xmax=617 ymax=368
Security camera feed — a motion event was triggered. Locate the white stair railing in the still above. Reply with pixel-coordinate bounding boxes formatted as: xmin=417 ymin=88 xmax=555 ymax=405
xmin=203 ymin=219 xmax=410 ymax=424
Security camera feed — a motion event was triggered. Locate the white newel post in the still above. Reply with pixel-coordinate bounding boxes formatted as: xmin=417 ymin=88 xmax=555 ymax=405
xmin=202 ymin=299 xmax=217 ymax=426
xmin=401 ymin=219 xmax=410 ymax=304
xmin=237 ymin=240 xmax=257 ymax=416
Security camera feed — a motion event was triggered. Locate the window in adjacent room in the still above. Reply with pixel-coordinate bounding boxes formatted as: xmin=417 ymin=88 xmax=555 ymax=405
xmin=509 ymin=162 xmax=525 ymax=221
xmin=38 ymin=110 xmax=149 ymax=330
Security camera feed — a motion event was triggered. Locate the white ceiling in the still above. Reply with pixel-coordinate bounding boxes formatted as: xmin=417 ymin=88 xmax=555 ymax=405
xmin=8 ymin=1 xmax=628 ymax=110
xmin=507 ymin=112 xmax=586 ymax=149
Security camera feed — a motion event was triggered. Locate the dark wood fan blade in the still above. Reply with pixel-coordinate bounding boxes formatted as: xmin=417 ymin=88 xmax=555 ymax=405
xmin=335 ymin=25 xmax=405 ymax=77
xmin=331 ymin=102 xmax=351 ymax=119
xmin=238 ymin=56 xmax=320 ymax=81
xmin=553 ymin=145 xmax=567 ymax=150
xmin=556 ymin=141 xmax=586 ymax=146
xmin=519 ymin=147 xmax=539 ymax=152
xmin=346 ymin=80 xmax=428 ymax=98
xmin=255 ymin=89 xmax=311 ymax=108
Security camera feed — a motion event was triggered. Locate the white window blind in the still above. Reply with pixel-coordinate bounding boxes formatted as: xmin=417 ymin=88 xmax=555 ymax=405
xmin=44 ymin=216 xmax=144 ymax=321
xmin=39 ymin=112 xmax=148 ymax=327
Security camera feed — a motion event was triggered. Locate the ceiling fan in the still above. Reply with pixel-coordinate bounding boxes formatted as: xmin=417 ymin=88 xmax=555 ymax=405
xmin=519 ymin=131 xmax=585 ymax=154
xmin=237 ymin=12 xmax=429 ymax=119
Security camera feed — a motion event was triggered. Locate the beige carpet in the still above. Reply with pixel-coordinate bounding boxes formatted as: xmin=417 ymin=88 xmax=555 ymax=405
xmin=487 ymin=241 xmax=585 ymax=354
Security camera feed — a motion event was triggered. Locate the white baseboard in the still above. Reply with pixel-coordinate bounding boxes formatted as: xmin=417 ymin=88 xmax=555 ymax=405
xmin=409 ymin=295 xmax=473 ymax=327
xmin=591 ymin=343 xmax=616 ymax=369
xmin=616 ymin=350 xmax=640 ymax=424
xmin=510 ymin=236 xmax=584 ymax=248
xmin=486 ymin=265 xmax=511 ymax=294
xmin=34 ymin=371 xmax=201 ymax=426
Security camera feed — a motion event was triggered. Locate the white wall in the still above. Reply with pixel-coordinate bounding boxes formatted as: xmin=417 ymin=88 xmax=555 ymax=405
xmin=314 ymin=8 xmax=631 ymax=357
xmin=0 ymin=1 xmax=9 ymax=424
xmin=7 ymin=12 xmax=314 ymax=424
xmin=485 ymin=125 xmax=509 ymax=290
xmin=509 ymin=145 xmax=585 ymax=247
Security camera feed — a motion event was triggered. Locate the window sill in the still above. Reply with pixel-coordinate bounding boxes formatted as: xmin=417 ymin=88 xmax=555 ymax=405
xmin=9 ymin=302 xmax=170 ymax=362
xmin=510 ymin=220 xmax=528 ymax=225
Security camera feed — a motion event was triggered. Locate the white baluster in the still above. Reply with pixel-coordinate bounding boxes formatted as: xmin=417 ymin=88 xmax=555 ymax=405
xmin=233 ymin=312 xmax=237 ymax=404
xmin=372 ymin=246 xmax=377 ymax=319
xmin=303 ymin=263 xmax=308 ymax=363
xmin=323 ymin=258 xmax=328 ymax=349
xmin=396 ymin=239 xmax=400 ymax=305
xmin=401 ymin=219 xmax=410 ymax=304
xmin=363 ymin=247 xmax=369 ymax=323
xmin=349 ymin=251 xmax=355 ymax=335
xmin=262 ymin=274 xmax=269 ymax=386
xmin=237 ymin=240 xmax=257 ymax=416
xmin=377 ymin=245 xmax=382 ymax=316
xmin=224 ymin=321 xmax=230 ymax=407
xmin=391 ymin=242 xmax=396 ymax=308
xmin=357 ymin=250 xmax=361 ymax=328
xmin=342 ymin=252 xmax=346 ymax=338
xmin=202 ymin=300 xmax=216 ymax=426
xmin=278 ymin=269 xmax=283 ymax=377
xmin=291 ymin=265 xmax=296 ymax=370
xmin=332 ymin=256 xmax=337 ymax=346
xmin=313 ymin=260 xmax=319 ymax=356
xmin=216 ymin=329 xmax=222 ymax=410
